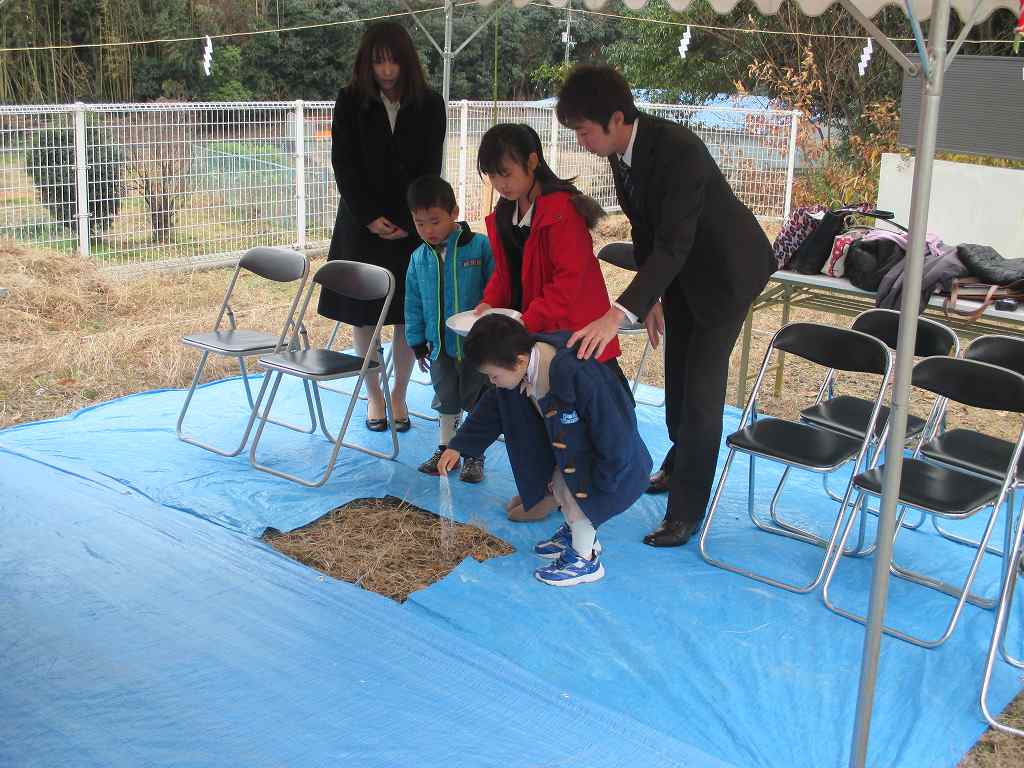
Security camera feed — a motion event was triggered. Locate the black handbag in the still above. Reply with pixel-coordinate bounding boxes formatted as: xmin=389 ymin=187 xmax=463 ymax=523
xmin=789 ymin=206 xmax=903 ymax=275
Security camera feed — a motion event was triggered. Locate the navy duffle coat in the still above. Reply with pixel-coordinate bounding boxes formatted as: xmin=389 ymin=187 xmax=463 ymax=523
xmin=449 ymin=333 xmax=652 ymax=527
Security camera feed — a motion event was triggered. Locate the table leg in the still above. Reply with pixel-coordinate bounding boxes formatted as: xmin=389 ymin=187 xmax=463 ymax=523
xmin=737 ymin=305 xmax=754 ymax=408
xmin=773 ymin=286 xmax=793 ymax=397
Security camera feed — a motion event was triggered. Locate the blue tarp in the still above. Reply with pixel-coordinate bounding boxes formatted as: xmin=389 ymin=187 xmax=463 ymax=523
xmin=1 ymin=374 xmax=1021 ymax=767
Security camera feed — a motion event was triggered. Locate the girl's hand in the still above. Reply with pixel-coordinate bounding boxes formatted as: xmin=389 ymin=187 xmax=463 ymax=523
xmin=437 ymin=448 xmax=462 ymax=476
xmin=367 ymin=217 xmax=397 ymax=237
xmin=473 ymin=302 xmax=492 ymax=316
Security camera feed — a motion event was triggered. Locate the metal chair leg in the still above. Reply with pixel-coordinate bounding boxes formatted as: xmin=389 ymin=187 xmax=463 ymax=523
xmin=239 ymin=357 xmax=317 ymax=435
xmin=751 ymin=465 xmax=873 ymax=557
xmin=177 ymin=351 xmax=312 ymax=457
xmin=699 ymin=449 xmax=860 ymax=594
xmin=820 ymin=446 xmax=925 ymax=531
xmin=316 ymin=352 xmax=400 ymax=461
xmin=823 ymin=496 xmax=1005 ymax=648
xmin=249 ymin=365 xmax=399 ymax=488
xmin=320 ymin=338 xmax=440 ymax=423
xmin=630 ymin=336 xmax=666 ymax=408
xmin=980 ymin=497 xmax=1024 ymax=735
xmin=932 ymin=514 xmax=1006 ymax=557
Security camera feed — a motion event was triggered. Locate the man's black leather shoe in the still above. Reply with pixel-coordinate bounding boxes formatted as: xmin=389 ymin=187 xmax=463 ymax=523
xmin=646 ymin=469 xmax=671 ymax=494
xmin=643 ymin=519 xmax=699 ymax=547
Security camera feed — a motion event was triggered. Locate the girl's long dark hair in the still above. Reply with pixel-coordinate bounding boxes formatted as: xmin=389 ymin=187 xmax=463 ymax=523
xmin=348 ymin=22 xmax=429 ymax=104
xmin=477 ymin=123 xmax=604 ymax=227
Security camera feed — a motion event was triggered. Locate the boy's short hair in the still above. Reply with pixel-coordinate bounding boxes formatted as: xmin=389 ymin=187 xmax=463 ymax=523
xmin=407 ymin=174 xmax=457 ymax=213
xmin=464 ymin=314 xmax=534 ymax=370
xmin=556 ymin=65 xmax=638 ymax=129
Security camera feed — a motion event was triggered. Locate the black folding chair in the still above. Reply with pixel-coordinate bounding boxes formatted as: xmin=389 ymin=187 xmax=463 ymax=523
xmin=595 ymin=242 xmax=664 ymax=408
xmin=247 ymin=260 xmax=399 ymax=487
xmin=176 ymin=246 xmax=314 ymax=457
xmin=698 ymin=322 xmax=892 ymax=593
xmin=823 ymin=356 xmax=1024 ymax=648
xmin=921 ymin=334 xmax=1024 ymax=559
xmin=980 ymin=469 xmax=1024 ymax=737
xmin=773 ymin=309 xmax=959 ymax=540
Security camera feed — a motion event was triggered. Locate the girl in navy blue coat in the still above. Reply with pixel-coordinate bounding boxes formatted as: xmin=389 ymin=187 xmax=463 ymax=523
xmin=438 ymin=314 xmax=652 ymax=586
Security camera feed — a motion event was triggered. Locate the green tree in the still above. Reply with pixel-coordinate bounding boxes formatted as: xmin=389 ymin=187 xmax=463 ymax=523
xmin=205 ymin=44 xmax=252 ymax=101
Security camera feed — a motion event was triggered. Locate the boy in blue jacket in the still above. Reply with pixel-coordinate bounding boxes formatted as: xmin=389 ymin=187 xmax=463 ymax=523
xmin=438 ymin=314 xmax=652 ymax=586
xmin=405 ymin=175 xmax=495 ymax=482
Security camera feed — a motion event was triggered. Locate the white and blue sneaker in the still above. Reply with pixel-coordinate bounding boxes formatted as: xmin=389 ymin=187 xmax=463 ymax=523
xmin=534 ymin=545 xmax=605 ymax=587
xmin=533 ymin=524 xmax=602 ymax=560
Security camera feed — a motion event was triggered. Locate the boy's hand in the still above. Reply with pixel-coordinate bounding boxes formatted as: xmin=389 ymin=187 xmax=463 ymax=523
xmin=437 ymin=448 xmax=462 ymax=476
xmin=473 ymin=302 xmax=492 ymax=316
xmin=413 ymin=342 xmax=431 ymax=372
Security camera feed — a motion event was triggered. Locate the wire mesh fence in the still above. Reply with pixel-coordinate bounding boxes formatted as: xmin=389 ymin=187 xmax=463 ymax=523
xmin=0 ymin=100 xmax=797 ymax=273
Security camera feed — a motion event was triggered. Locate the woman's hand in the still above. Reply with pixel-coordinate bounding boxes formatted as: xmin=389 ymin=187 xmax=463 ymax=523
xmin=367 ymin=217 xmax=398 ymax=237
xmin=437 ymin=448 xmax=462 ymax=476
xmin=473 ymin=302 xmax=492 ymax=316
xmin=379 ymin=226 xmax=410 ymax=241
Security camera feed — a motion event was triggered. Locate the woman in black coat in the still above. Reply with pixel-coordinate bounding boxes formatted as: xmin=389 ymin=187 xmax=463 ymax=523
xmin=320 ymin=21 xmax=446 ymax=431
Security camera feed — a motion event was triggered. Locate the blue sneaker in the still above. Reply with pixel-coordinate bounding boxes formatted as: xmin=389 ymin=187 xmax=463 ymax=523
xmin=534 ymin=545 xmax=605 ymax=587
xmin=533 ymin=524 xmax=602 ymax=560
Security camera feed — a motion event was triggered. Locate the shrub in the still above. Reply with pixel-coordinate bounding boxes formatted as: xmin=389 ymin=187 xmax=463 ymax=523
xmin=26 ymin=124 xmax=124 ymax=240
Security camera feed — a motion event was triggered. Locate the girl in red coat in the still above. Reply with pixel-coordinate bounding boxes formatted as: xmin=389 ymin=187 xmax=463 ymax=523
xmin=474 ymin=123 xmax=625 ymax=521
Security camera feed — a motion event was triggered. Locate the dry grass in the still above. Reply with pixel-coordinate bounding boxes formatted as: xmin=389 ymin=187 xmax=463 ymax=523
xmin=263 ymin=496 xmax=514 ymax=602
xmin=1 ymin=221 xmax=1023 ymax=764
xmin=960 ymin=695 xmax=1024 ymax=768
xmin=0 ymin=240 xmax=347 ymax=428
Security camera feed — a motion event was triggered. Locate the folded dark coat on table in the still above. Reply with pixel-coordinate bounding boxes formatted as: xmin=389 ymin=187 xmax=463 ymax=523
xmin=957 ymin=244 xmax=1023 ymax=285
xmin=845 ymin=239 xmax=907 ymax=292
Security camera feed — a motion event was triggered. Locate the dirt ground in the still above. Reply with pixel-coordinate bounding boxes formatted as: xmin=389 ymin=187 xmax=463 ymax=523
xmin=1 ymin=217 xmax=1022 ymax=764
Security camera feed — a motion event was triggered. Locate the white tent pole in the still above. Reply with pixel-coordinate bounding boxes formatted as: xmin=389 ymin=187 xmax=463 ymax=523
xmin=848 ymin=0 xmax=951 ymax=766
xmin=443 ymin=0 xmax=454 ymax=101
xmin=406 ymin=0 xmax=503 ymax=101
xmin=946 ymin=0 xmax=984 ymax=67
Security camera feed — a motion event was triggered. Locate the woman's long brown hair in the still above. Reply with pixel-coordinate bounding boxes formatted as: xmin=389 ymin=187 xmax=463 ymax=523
xmin=348 ymin=21 xmax=429 ymax=104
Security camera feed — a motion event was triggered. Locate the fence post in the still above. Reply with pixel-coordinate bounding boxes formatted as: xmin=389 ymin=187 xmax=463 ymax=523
xmin=293 ymin=100 xmax=306 ymax=251
xmin=782 ymin=109 xmax=799 ymax=222
xmin=73 ymin=102 xmax=90 ymax=258
xmin=457 ymin=100 xmax=469 ymax=213
xmin=548 ymin=107 xmax=560 ymax=174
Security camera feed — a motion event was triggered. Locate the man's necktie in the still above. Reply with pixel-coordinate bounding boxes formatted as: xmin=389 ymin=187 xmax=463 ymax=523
xmin=619 ymin=160 xmax=636 ymax=208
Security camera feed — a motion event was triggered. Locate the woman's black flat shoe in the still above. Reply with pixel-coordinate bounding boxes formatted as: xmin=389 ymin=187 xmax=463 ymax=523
xmin=365 ymin=418 xmax=388 ymax=432
xmin=393 ymin=418 xmax=412 ymax=433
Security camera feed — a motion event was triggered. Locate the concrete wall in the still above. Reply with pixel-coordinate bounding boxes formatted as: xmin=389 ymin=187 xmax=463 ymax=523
xmin=877 ymin=153 xmax=1024 ymax=257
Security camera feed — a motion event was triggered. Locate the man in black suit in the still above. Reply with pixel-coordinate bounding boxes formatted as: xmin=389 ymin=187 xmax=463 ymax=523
xmin=560 ymin=65 xmax=776 ymax=547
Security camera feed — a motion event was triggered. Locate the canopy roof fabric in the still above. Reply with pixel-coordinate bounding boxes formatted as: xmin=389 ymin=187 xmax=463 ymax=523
xmin=489 ymin=0 xmax=1017 ymax=22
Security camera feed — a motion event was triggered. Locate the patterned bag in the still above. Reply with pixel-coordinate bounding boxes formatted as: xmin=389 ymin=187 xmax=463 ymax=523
xmin=773 ymin=205 xmax=826 ymax=269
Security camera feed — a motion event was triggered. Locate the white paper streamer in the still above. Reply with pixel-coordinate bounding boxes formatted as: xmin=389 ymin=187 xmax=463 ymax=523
xmin=678 ymin=25 xmax=692 ymax=59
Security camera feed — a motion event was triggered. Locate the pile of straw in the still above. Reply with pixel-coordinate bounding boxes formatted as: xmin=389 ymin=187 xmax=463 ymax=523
xmin=263 ymin=496 xmax=514 ymax=602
